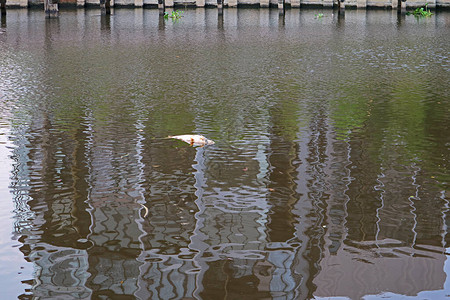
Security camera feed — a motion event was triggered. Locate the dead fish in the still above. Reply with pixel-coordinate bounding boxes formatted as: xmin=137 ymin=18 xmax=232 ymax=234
xmin=168 ymin=134 xmax=215 ymax=146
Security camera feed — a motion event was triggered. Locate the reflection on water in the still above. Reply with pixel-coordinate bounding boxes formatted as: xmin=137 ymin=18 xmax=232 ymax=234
xmin=0 ymin=7 xmax=449 ymax=299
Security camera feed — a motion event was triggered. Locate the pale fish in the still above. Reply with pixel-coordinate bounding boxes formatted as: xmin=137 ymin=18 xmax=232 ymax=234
xmin=168 ymin=134 xmax=215 ymax=146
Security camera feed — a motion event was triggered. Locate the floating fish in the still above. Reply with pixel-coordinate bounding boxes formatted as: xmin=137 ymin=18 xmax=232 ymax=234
xmin=168 ymin=134 xmax=215 ymax=146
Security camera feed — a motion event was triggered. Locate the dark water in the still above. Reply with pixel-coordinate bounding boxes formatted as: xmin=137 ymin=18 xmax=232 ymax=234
xmin=0 ymin=7 xmax=449 ymax=299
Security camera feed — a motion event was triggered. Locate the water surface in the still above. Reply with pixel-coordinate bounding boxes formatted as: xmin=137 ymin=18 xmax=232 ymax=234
xmin=0 ymin=8 xmax=449 ymax=299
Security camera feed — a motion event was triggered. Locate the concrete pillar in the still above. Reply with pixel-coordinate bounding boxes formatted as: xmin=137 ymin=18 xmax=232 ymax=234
xmin=391 ymin=0 xmax=397 ymax=9
xmin=217 ymin=0 xmax=223 ymax=14
xmin=1 ymin=0 xmax=6 ymax=16
xmin=135 ymin=0 xmax=143 ymax=7
xmin=196 ymin=0 xmax=205 ymax=7
xmin=101 ymin=14 xmax=111 ymax=30
xmin=260 ymin=0 xmax=269 ymax=7
xmin=77 ymin=0 xmax=85 ymax=7
xmin=323 ymin=0 xmax=334 ymax=7
xmin=165 ymin=0 xmax=173 ymax=7
xmin=44 ymin=0 xmax=59 ymax=18
xmin=339 ymin=0 xmax=345 ymax=13
xmin=398 ymin=0 xmax=406 ymax=14
xmin=100 ymin=0 xmax=111 ymax=15
xmin=158 ymin=0 xmax=165 ymax=14
xmin=357 ymin=0 xmax=366 ymax=8
xmin=278 ymin=0 xmax=285 ymax=15
xmin=291 ymin=0 xmax=300 ymax=7
xmin=19 ymin=0 xmax=28 ymax=7
xmin=228 ymin=0 xmax=237 ymax=7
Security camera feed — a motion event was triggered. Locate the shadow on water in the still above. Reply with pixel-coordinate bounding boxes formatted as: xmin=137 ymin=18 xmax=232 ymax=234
xmin=217 ymin=13 xmax=223 ymax=30
xmin=0 ymin=7 xmax=449 ymax=300
xmin=101 ymin=14 xmax=111 ymax=31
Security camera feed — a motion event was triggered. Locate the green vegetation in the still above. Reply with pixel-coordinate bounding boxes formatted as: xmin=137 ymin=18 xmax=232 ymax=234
xmin=314 ymin=13 xmax=324 ymax=19
xmin=164 ymin=10 xmax=184 ymax=20
xmin=406 ymin=3 xmax=433 ymax=17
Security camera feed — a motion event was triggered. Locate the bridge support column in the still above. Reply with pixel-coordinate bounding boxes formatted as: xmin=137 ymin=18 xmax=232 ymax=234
xmin=398 ymin=0 xmax=406 ymax=14
xmin=158 ymin=0 xmax=165 ymax=14
xmin=45 ymin=0 xmax=59 ymax=18
xmin=1 ymin=0 xmax=5 ymax=16
xmin=217 ymin=0 xmax=223 ymax=15
xmin=100 ymin=0 xmax=111 ymax=15
xmin=278 ymin=0 xmax=285 ymax=15
xmin=339 ymin=0 xmax=345 ymax=14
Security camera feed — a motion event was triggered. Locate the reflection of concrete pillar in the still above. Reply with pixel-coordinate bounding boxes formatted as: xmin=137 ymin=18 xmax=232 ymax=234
xmin=279 ymin=12 xmax=285 ymax=27
xmin=396 ymin=11 xmax=404 ymax=26
xmin=45 ymin=0 xmax=59 ymax=18
xmin=158 ymin=13 xmax=165 ymax=27
xmin=218 ymin=13 xmax=223 ymax=28
xmin=101 ymin=14 xmax=111 ymax=30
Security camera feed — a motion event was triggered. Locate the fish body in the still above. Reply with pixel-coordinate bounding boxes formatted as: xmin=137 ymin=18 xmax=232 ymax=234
xmin=168 ymin=134 xmax=215 ymax=146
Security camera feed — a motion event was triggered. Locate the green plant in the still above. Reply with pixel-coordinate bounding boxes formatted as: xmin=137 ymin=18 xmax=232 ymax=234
xmin=164 ymin=10 xmax=184 ymax=20
xmin=406 ymin=3 xmax=433 ymax=17
xmin=315 ymin=13 xmax=324 ymax=19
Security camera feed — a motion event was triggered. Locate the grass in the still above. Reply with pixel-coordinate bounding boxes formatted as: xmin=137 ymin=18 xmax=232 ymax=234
xmin=164 ymin=10 xmax=184 ymax=21
xmin=406 ymin=3 xmax=433 ymax=17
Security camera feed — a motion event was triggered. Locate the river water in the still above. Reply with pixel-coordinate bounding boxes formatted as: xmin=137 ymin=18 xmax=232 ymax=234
xmin=0 ymin=7 xmax=449 ymax=299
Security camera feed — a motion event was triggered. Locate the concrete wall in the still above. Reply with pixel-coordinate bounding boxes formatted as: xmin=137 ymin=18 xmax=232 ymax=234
xmin=6 ymin=0 xmax=28 ymax=7
xmin=5 ymin=0 xmax=450 ymax=9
